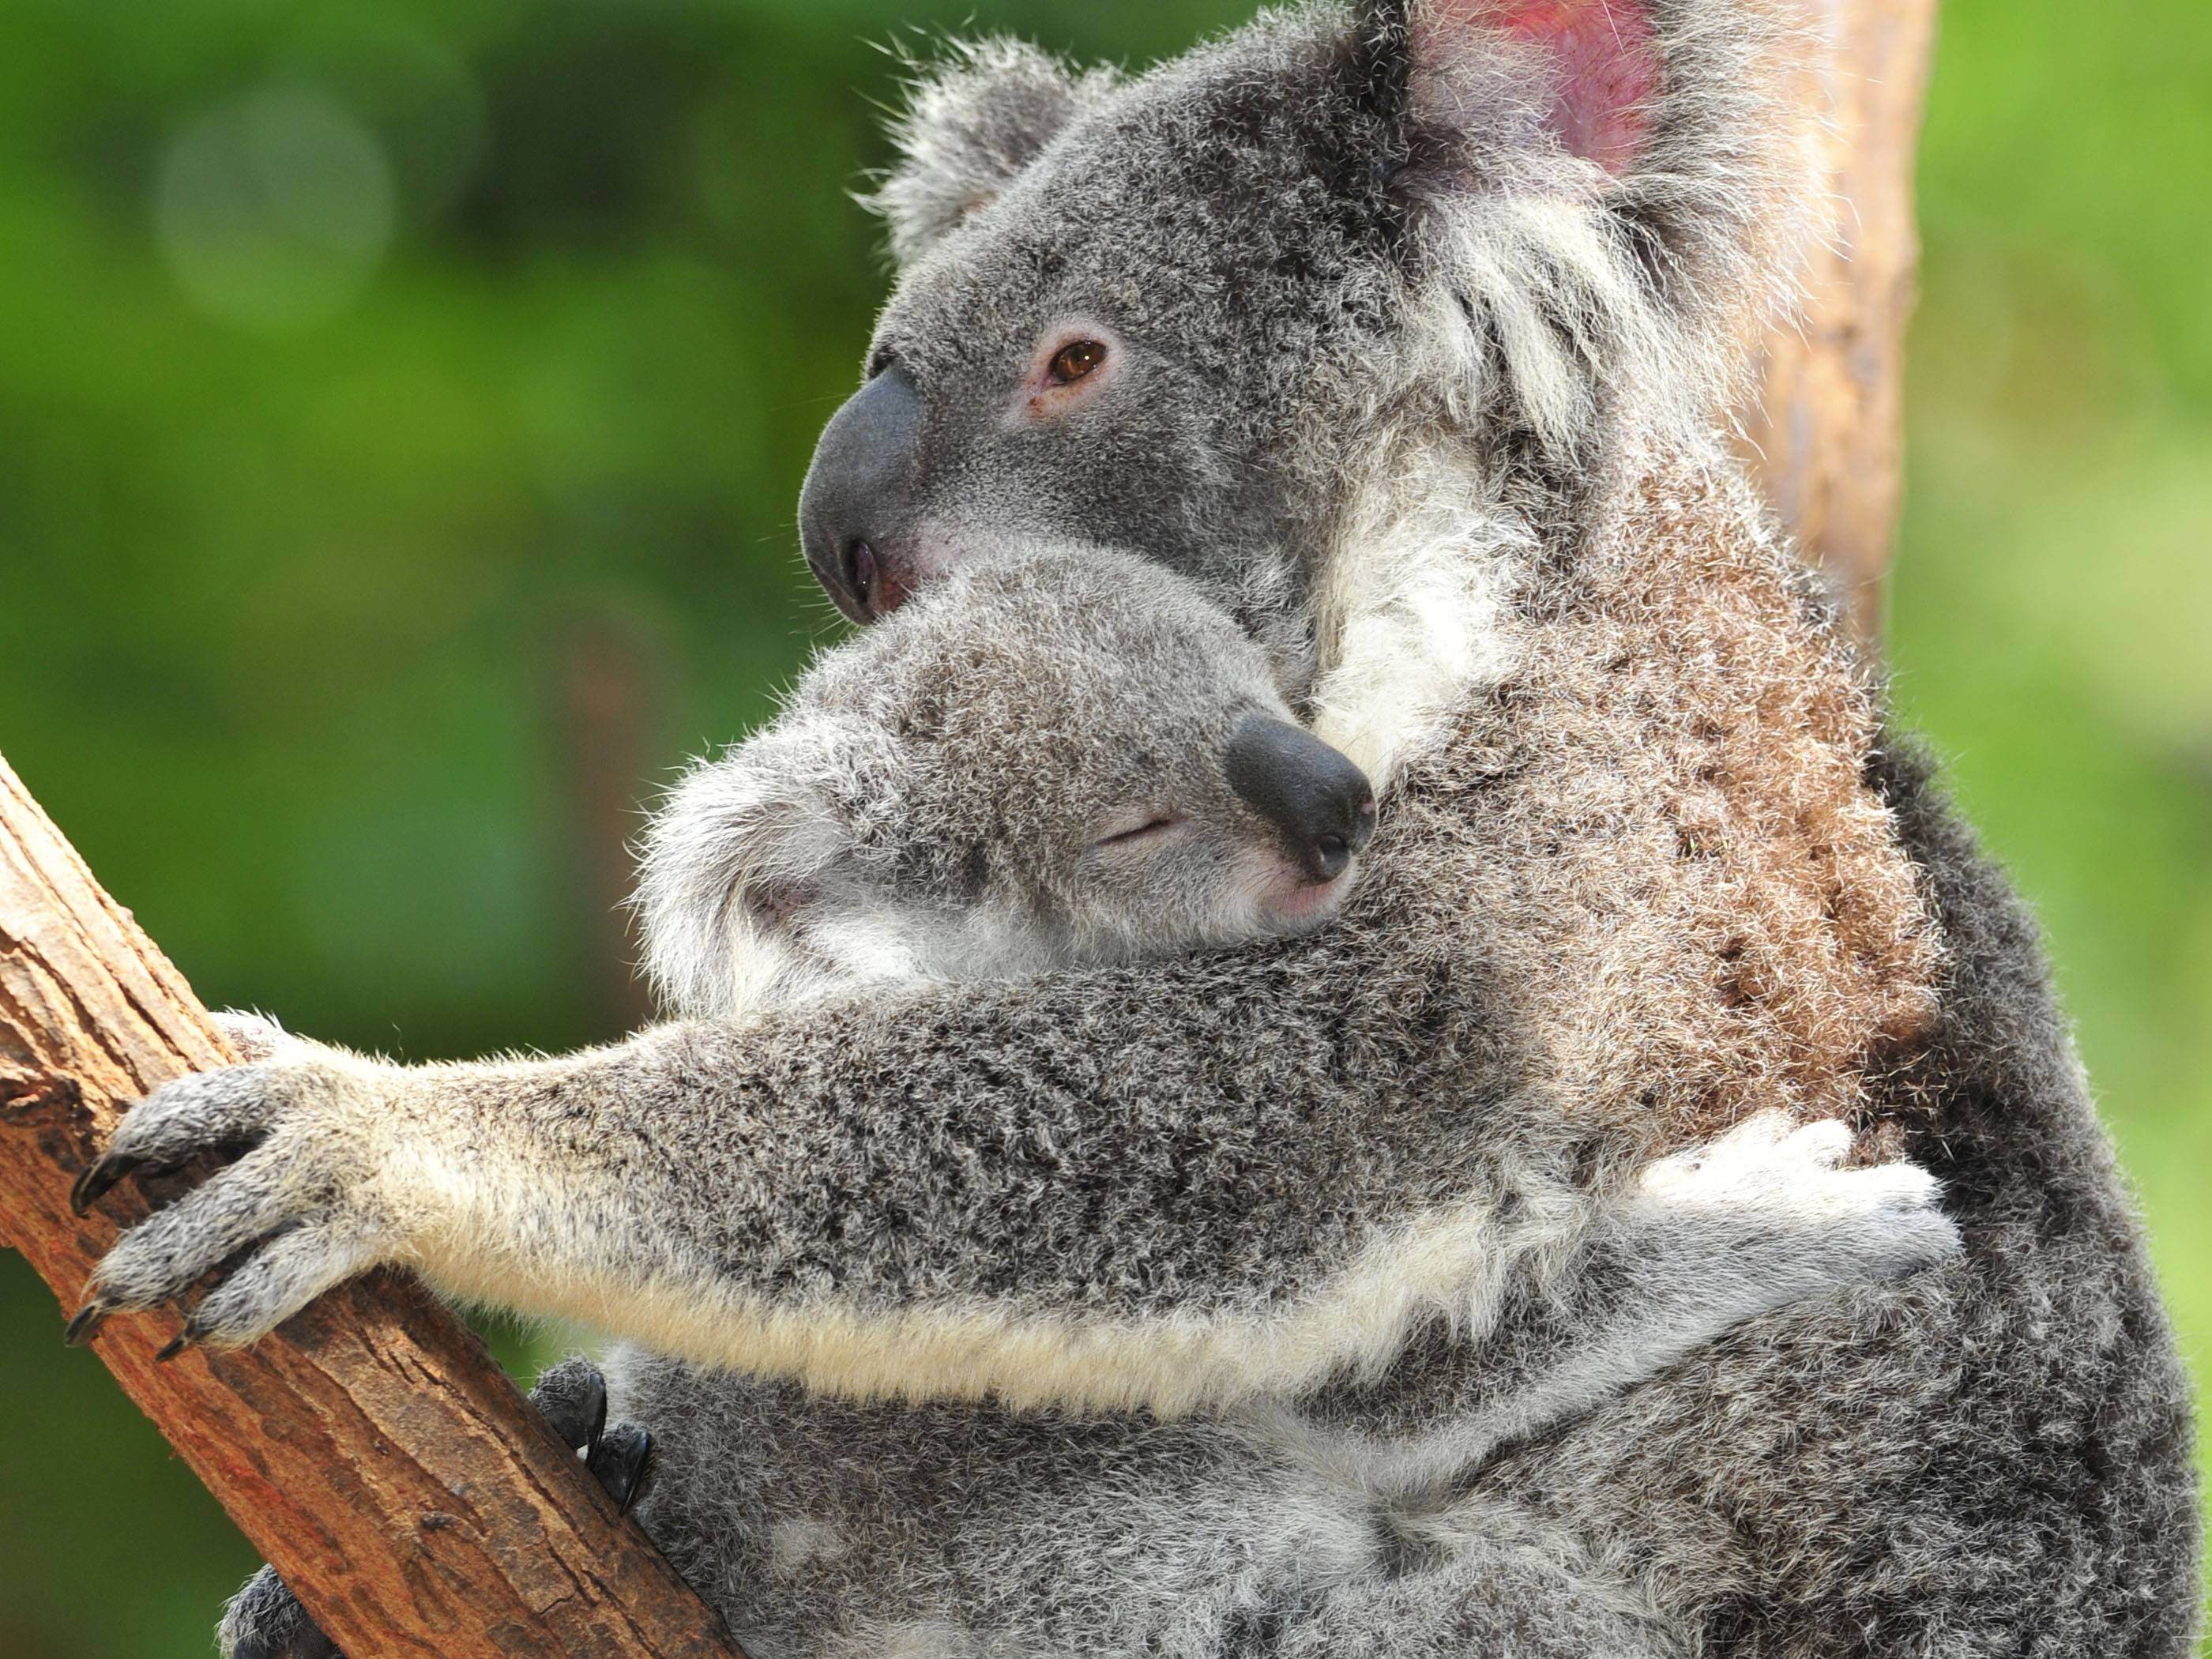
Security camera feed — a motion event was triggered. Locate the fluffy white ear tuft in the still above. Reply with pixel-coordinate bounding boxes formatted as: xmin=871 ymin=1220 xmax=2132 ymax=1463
xmin=1355 ymin=0 xmax=1818 ymax=453
xmin=867 ymin=39 xmax=1119 ymax=265
xmin=1371 ymin=0 xmax=1664 ymax=175
xmin=634 ymin=720 xmax=878 ymax=1020
xmin=1476 ymin=0 xmax=1661 ymax=175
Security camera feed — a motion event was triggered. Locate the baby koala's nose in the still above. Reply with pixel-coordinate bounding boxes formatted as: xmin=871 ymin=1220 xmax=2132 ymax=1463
xmin=1224 ymin=715 xmax=1378 ymax=883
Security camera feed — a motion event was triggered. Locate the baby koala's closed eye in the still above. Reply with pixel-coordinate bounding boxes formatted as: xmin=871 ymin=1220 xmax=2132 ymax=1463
xmin=638 ymin=546 xmax=1378 ymax=1020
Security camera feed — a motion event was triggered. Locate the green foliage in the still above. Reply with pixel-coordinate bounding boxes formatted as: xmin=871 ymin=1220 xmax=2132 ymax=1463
xmin=1890 ymin=7 xmax=2212 ymax=1616
xmin=0 ymin=1 xmax=2203 ymax=1652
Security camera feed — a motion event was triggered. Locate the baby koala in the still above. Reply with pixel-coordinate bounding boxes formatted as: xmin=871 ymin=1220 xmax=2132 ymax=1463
xmin=637 ymin=543 xmax=1378 ymax=1019
xmin=222 ymin=545 xmax=1384 ymax=1657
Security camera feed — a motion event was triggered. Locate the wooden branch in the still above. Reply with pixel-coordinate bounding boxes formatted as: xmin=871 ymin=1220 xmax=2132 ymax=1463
xmin=0 ymin=752 xmax=744 ymax=1659
xmin=1744 ymin=0 xmax=1941 ymax=639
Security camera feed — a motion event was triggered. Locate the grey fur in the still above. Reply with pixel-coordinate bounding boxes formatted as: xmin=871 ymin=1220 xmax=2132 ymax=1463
xmin=192 ymin=549 xmax=1954 ymax=1659
xmin=634 ymin=547 xmax=1374 ymax=1021
xmin=1437 ymin=743 xmax=2207 ymax=1657
xmin=868 ymin=40 xmax=1123 ymax=268
xmin=198 ymin=546 xmax=1954 ymax=1659
xmin=835 ymin=0 xmax=1814 ymax=659
xmin=87 ymin=1 xmax=2196 ymax=1654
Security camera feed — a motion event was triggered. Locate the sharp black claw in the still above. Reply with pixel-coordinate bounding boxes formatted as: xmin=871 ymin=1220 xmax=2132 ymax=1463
xmin=70 ymin=1153 xmax=139 ymax=1217
xmin=64 ymin=1298 xmax=114 ymax=1347
xmin=529 ymin=1358 xmax=611 ymax=1454
xmin=589 ymin=1425 xmax=656 ymax=1514
xmin=155 ymin=1329 xmax=195 ymax=1364
xmin=617 ymin=1430 xmax=653 ymax=1511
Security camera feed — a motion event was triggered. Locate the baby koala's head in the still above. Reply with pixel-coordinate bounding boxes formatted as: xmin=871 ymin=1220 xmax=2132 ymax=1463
xmin=639 ymin=547 xmax=1377 ymax=1018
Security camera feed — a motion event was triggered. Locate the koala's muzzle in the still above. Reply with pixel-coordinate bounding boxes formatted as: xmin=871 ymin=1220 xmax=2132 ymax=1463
xmin=800 ymin=366 xmax=925 ymax=623
xmin=1224 ymin=715 xmax=1377 ymax=882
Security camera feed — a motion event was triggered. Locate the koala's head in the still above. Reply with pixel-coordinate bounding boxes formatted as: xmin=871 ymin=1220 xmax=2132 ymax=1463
xmin=799 ymin=1 xmax=1809 ymax=637
xmin=638 ymin=547 xmax=1378 ymax=1019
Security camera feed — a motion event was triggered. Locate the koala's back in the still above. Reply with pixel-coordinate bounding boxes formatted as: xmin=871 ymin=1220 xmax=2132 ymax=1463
xmin=1469 ymin=749 xmax=2201 ymax=1657
xmin=1426 ymin=462 xmax=2196 ymax=1653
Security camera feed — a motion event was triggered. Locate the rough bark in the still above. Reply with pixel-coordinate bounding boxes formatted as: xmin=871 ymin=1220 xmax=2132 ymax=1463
xmin=1743 ymin=0 xmax=1941 ymax=639
xmin=0 ymin=752 xmax=744 ymax=1659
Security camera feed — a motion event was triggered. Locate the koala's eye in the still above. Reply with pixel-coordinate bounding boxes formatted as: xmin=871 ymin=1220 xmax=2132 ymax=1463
xmin=1092 ymin=814 xmax=1182 ymax=851
xmin=1047 ymin=339 xmax=1107 ymax=386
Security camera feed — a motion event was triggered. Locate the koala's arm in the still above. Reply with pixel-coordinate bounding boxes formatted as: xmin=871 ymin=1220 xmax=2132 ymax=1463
xmin=77 ymin=961 xmax=1953 ymax=1417
xmin=1330 ymin=1113 xmax=1962 ymax=1491
xmin=79 ymin=951 xmax=1505 ymax=1413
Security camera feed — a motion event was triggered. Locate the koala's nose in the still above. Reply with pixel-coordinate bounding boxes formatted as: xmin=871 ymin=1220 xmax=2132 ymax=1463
xmin=1224 ymin=715 xmax=1378 ymax=883
xmin=799 ymin=367 xmax=924 ymax=624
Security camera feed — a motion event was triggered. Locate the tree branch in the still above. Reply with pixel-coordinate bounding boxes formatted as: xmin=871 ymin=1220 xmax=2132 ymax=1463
xmin=0 ymin=751 xmax=745 ymax=1659
xmin=1744 ymin=0 xmax=1941 ymax=639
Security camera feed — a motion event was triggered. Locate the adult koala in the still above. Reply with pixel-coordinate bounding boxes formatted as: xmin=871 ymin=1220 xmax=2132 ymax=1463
xmin=79 ymin=1 xmax=2201 ymax=1654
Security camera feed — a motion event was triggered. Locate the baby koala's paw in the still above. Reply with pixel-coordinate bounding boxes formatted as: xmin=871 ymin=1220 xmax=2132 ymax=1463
xmin=532 ymin=1356 xmax=656 ymax=1512
xmin=1634 ymin=1111 xmax=1962 ymax=1292
xmin=209 ymin=1009 xmax=308 ymax=1066
xmin=65 ymin=1049 xmax=407 ymax=1356
xmin=219 ymin=1563 xmax=343 ymax=1659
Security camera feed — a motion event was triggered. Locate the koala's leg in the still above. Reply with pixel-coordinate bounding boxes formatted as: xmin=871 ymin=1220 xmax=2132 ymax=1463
xmin=216 ymin=1356 xmax=653 ymax=1659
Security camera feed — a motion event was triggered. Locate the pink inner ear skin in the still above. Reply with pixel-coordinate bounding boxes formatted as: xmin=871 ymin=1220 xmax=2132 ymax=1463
xmin=1472 ymin=0 xmax=1661 ymax=175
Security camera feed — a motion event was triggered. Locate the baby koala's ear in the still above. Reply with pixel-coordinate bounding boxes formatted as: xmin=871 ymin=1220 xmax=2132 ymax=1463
xmin=634 ymin=722 xmax=871 ymax=1020
xmin=867 ymin=38 xmax=1118 ymax=265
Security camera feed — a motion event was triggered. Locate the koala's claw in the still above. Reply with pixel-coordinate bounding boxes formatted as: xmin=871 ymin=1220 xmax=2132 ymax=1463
xmin=71 ymin=1151 xmax=152 ymax=1217
xmin=532 ymin=1354 xmax=612 ymax=1456
xmin=591 ymin=1423 xmax=657 ymax=1512
xmin=62 ymin=1296 xmax=115 ymax=1347
xmin=70 ymin=1057 xmax=401 ymax=1352
xmin=532 ymin=1356 xmax=654 ymax=1510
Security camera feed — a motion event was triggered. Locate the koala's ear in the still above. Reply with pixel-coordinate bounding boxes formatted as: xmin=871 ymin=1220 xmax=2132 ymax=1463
xmin=867 ymin=39 xmax=1118 ymax=265
xmin=1359 ymin=0 xmax=1804 ymax=259
xmin=1359 ymin=0 xmax=1662 ymax=176
xmin=1353 ymin=0 xmax=1809 ymax=443
xmin=634 ymin=725 xmax=867 ymax=1018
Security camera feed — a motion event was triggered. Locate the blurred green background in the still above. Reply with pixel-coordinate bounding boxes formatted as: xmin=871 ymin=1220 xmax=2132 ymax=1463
xmin=0 ymin=0 xmax=2204 ymax=1651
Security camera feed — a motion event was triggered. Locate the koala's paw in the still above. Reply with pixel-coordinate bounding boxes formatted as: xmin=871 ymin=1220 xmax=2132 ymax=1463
xmin=533 ymin=1356 xmax=657 ymax=1512
xmin=532 ymin=1353 xmax=614 ymax=1451
xmin=209 ymin=1009 xmax=304 ymax=1065
xmin=213 ymin=1360 xmax=651 ymax=1659
xmin=219 ymin=1563 xmax=343 ymax=1659
xmin=65 ymin=1055 xmax=402 ymax=1354
xmin=1635 ymin=1110 xmax=1962 ymax=1288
